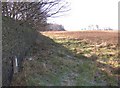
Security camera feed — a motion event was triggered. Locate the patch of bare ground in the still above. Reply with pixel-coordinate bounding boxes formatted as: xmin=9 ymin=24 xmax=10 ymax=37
xmin=41 ymin=30 xmax=118 ymax=44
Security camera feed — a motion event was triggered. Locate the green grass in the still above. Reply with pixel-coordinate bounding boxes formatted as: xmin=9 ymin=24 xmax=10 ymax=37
xmin=11 ymin=34 xmax=119 ymax=86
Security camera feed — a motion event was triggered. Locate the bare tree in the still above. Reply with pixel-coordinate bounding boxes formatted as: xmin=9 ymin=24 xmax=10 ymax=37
xmin=2 ymin=0 xmax=70 ymax=30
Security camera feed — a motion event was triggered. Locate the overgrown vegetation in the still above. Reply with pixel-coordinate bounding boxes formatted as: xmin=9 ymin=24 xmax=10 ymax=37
xmin=2 ymin=1 xmax=119 ymax=86
xmin=2 ymin=1 xmax=70 ymax=86
xmin=2 ymin=16 xmax=38 ymax=86
xmin=11 ymin=31 xmax=119 ymax=86
xmin=2 ymin=1 xmax=70 ymax=31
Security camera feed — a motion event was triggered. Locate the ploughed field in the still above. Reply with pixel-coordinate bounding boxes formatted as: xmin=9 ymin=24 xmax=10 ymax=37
xmin=41 ymin=31 xmax=118 ymax=44
xmin=11 ymin=31 xmax=119 ymax=86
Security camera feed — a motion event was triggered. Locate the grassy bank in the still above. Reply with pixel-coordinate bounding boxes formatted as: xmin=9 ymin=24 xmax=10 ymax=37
xmin=11 ymin=31 xmax=119 ymax=86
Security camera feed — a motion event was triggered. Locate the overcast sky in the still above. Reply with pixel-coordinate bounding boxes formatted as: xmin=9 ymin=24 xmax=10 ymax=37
xmin=47 ymin=0 xmax=119 ymax=31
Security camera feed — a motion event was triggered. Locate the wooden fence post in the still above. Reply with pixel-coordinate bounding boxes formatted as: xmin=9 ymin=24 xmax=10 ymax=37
xmin=13 ymin=56 xmax=18 ymax=74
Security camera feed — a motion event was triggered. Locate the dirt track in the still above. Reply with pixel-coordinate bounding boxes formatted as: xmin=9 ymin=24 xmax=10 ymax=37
xmin=41 ymin=31 xmax=118 ymax=44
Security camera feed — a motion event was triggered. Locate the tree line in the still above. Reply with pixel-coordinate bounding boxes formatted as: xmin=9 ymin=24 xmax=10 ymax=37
xmin=81 ymin=25 xmax=113 ymax=31
xmin=2 ymin=0 xmax=70 ymax=30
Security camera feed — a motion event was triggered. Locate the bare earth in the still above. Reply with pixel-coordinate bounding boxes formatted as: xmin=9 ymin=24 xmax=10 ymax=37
xmin=41 ymin=31 xmax=118 ymax=44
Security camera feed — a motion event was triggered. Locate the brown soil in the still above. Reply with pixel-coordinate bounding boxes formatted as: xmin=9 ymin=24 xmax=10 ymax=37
xmin=41 ymin=31 xmax=118 ymax=45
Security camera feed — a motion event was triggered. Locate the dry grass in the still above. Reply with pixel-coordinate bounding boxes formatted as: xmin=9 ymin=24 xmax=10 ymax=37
xmin=11 ymin=31 xmax=119 ymax=86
